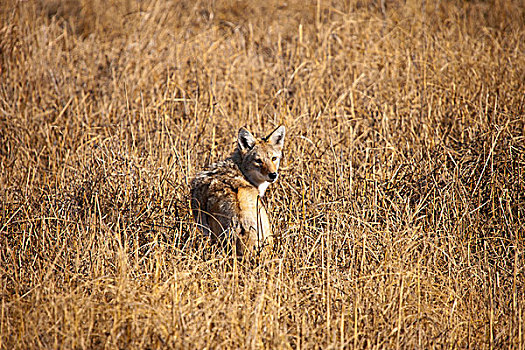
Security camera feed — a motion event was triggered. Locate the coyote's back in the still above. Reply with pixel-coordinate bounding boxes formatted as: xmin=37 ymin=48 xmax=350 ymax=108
xmin=190 ymin=125 xmax=285 ymax=256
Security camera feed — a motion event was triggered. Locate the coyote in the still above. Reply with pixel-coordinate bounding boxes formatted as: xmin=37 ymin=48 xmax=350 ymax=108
xmin=190 ymin=125 xmax=286 ymax=256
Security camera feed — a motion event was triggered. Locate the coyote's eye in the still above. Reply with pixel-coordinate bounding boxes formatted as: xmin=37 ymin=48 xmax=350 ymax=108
xmin=255 ymin=159 xmax=263 ymax=166
xmin=271 ymin=156 xmax=278 ymax=162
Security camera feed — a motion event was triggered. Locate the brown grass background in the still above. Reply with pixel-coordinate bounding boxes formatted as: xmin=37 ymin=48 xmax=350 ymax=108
xmin=1 ymin=0 xmax=524 ymax=348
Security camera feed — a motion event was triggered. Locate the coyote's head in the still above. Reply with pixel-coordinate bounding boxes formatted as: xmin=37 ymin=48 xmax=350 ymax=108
xmin=234 ymin=125 xmax=286 ymax=196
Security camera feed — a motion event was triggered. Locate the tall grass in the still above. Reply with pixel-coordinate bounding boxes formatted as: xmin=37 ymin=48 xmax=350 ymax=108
xmin=1 ymin=0 xmax=524 ymax=348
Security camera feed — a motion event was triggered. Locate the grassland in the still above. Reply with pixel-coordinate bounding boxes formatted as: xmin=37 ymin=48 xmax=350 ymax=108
xmin=1 ymin=0 xmax=524 ymax=348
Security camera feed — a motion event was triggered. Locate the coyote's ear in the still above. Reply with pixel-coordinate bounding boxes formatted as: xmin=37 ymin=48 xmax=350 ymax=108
xmin=266 ymin=125 xmax=286 ymax=149
xmin=238 ymin=127 xmax=256 ymax=151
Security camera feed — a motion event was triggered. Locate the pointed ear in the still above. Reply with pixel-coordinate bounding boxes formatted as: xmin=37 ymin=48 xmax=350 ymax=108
xmin=266 ymin=125 xmax=285 ymax=149
xmin=238 ymin=127 xmax=256 ymax=151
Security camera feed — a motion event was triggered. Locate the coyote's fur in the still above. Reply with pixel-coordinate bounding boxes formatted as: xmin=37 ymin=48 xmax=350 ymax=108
xmin=190 ymin=126 xmax=286 ymax=256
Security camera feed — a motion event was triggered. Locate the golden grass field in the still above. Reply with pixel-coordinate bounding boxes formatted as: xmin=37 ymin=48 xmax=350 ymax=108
xmin=1 ymin=0 xmax=524 ymax=348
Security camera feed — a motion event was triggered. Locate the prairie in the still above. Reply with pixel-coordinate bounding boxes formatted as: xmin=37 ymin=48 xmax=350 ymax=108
xmin=1 ymin=0 xmax=524 ymax=348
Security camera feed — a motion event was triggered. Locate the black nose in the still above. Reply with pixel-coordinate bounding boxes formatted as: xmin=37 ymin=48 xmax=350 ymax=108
xmin=268 ymin=172 xmax=278 ymax=181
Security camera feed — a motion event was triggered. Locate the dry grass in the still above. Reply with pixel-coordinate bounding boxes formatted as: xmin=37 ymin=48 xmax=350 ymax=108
xmin=1 ymin=0 xmax=524 ymax=348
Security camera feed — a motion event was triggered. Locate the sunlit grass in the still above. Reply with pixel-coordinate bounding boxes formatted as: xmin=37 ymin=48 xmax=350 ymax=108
xmin=1 ymin=0 xmax=524 ymax=348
